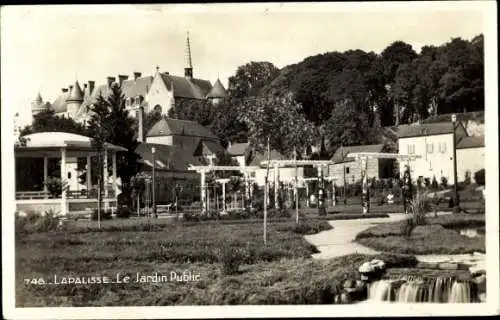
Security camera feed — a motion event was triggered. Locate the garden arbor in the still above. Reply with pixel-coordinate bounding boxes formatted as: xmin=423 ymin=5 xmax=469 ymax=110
xmin=347 ymin=152 xmax=422 ymax=214
xmin=260 ymin=159 xmax=335 ymax=218
xmin=188 ymin=165 xmax=259 ymax=213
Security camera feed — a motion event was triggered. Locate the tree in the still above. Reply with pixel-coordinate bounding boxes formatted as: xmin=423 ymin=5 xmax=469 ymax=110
xmin=144 ymin=109 xmax=162 ymax=134
xmin=381 ymin=41 xmax=418 ymax=83
xmin=240 ymin=95 xmax=318 ymax=158
xmin=324 ymin=99 xmax=382 ymax=155
xmin=228 ymin=61 xmax=280 ymax=98
xmin=19 ymin=109 xmax=86 ymax=136
xmin=206 ymin=98 xmax=248 ymax=148
xmin=85 ymin=83 xmax=140 ymax=211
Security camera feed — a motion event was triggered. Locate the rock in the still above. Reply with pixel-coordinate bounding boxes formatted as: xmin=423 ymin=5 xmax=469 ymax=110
xmin=334 ymin=294 xmax=341 ymax=304
xmin=478 ymin=293 xmax=486 ymax=303
xmin=438 ymin=262 xmax=459 ymax=270
xmin=355 ymin=280 xmax=366 ymax=292
xmin=471 ymin=269 xmax=486 ymax=277
xmin=358 ymin=262 xmax=373 ymax=273
xmin=344 ymin=279 xmax=355 ymax=289
xmin=340 ymin=292 xmax=351 ymax=304
xmin=369 ymin=259 xmax=386 ymax=270
xmin=474 ymin=274 xmax=486 ymax=292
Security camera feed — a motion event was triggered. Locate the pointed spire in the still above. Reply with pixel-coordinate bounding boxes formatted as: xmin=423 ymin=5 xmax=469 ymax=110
xmin=184 ymin=31 xmax=193 ymax=79
xmin=35 ymin=92 xmax=43 ymax=104
xmin=67 ymin=80 xmax=84 ymax=102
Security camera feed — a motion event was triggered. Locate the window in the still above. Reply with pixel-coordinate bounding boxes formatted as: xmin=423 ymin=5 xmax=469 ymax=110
xmin=407 ymin=144 xmax=415 ymax=154
xmin=427 ymin=142 xmax=434 ymax=153
xmin=439 ymin=142 xmax=447 ymax=153
xmin=345 ymin=167 xmax=350 ymax=174
xmin=429 ymin=160 xmax=432 ymax=171
xmin=67 ymin=172 xmax=71 ymax=179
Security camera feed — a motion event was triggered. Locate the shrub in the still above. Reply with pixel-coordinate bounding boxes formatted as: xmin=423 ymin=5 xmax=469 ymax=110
xmin=43 ymin=177 xmax=68 ymax=198
xmin=424 ymin=177 xmax=431 ymax=189
xmin=440 ymin=176 xmax=448 ymax=189
xmin=401 ymin=217 xmax=416 ymax=239
xmin=15 ymin=210 xmax=61 ymax=234
xmin=115 ymin=206 xmax=132 ymax=219
xmin=431 ymin=176 xmax=439 ymax=190
xmin=410 ymin=192 xmax=430 ymax=226
xmin=474 ymin=169 xmax=485 ymax=186
xmin=464 ymin=170 xmax=472 ymax=185
xmin=217 ymin=244 xmax=247 ymax=275
xmin=91 ymin=209 xmax=113 ymax=221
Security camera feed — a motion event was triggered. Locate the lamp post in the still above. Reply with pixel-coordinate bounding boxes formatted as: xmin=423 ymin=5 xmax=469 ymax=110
xmin=152 ymin=147 xmax=157 ymax=218
xmin=451 ymin=114 xmax=460 ymax=213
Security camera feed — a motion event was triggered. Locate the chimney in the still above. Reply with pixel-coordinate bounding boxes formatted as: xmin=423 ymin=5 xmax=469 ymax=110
xmin=133 ymin=72 xmax=142 ymax=80
xmin=118 ymin=74 xmax=129 ymax=85
xmin=88 ymin=80 xmax=95 ymax=93
xmin=137 ymin=106 xmax=145 ymax=142
xmin=106 ymin=76 xmax=116 ymax=87
xmin=62 ymin=88 xmax=69 ymax=93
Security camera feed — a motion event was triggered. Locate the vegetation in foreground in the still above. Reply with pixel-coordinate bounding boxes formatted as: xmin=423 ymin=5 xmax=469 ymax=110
xmin=355 ymin=214 xmax=485 ymax=255
xmin=16 ymin=250 xmax=416 ymax=307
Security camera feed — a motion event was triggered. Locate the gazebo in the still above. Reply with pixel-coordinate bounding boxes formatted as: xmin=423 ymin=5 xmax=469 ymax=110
xmin=15 ymin=132 xmax=127 ymax=216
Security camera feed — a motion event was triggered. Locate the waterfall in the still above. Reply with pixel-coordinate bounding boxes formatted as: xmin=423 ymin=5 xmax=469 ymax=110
xmin=367 ymin=276 xmax=475 ymax=303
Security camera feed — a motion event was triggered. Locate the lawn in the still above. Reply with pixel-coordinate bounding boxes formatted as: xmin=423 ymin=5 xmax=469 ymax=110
xmin=355 ymin=214 xmax=485 ymax=255
xmin=16 ymin=217 xmax=339 ymax=306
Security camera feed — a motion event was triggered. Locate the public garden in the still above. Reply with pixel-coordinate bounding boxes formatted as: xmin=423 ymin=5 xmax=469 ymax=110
xmin=15 ymin=163 xmax=486 ymax=306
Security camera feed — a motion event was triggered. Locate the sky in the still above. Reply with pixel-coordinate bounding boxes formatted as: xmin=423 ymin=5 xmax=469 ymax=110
xmin=1 ymin=2 xmax=487 ymax=128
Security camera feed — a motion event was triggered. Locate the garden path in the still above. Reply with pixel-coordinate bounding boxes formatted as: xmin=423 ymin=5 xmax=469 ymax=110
xmin=304 ymin=213 xmax=407 ymax=259
xmin=305 ymin=212 xmax=485 ymax=274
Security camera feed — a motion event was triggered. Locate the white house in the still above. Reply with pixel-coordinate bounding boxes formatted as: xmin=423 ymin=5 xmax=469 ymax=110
xmin=456 ymin=136 xmax=485 ymax=183
xmin=397 ymin=122 xmax=468 ymax=185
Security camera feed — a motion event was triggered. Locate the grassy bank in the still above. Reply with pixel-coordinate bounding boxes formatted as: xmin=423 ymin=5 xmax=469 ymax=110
xmin=16 ymin=252 xmax=416 ymax=307
xmin=355 ymin=214 xmax=485 ymax=255
xmin=16 ymin=218 xmax=337 ymax=306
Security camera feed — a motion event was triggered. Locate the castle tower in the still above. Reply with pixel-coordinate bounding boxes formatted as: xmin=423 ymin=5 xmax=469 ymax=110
xmin=66 ymin=80 xmax=84 ymax=118
xmin=184 ymin=31 xmax=193 ymax=79
xmin=206 ymin=78 xmax=227 ymax=105
xmin=31 ymin=92 xmax=49 ymax=116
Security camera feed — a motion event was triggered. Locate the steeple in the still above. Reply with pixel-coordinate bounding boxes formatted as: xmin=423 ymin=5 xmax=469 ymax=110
xmin=184 ymin=31 xmax=193 ymax=79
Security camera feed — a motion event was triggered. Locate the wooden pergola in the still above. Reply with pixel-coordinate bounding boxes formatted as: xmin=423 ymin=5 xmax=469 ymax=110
xmin=347 ymin=152 xmax=422 ymax=214
xmin=188 ymin=165 xmax=260 ymax=213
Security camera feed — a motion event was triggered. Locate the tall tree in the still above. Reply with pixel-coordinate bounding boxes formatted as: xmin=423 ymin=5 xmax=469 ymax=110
xmin=240 ymin=95 xmax=318 ymax=158
xmin=85 ymin=83 xmax=140 ymax=190
xmin=228 ymin=61 xmax=280 ymax=98
xmin=324 ymin=99 xmax=382 ymax=155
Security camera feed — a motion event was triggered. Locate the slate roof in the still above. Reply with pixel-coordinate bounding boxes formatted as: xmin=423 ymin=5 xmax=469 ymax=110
xmin=135 ymin=142 xmax=201 ymax=172
xmin=331 ymin=144 xmax=385 ymax=164
xmin=194 ymin=140 xmax=226 ymax=157
xmin=206 ymin=78 xmax=227 ymax=98
xmin=52 ymin=91 xmax=70 ymax=113
xmin=67 ymin=81 xmax=84 ymax=102
xmin=227 ymin=142 xmax=250 ymax=156
xmin=159 ymin=73 xmax=212 ymax=99
xmin=396 ymin=122 xmax=455 ymax=139
xmin=120 ymin=76 xmax=154 ymax=100
xmin=249 ymin=149 xmax=288 ymax=167
xmin=147 ymin=118 xmax=218 ymax=140
xmin=457 ymin=136 xmax=485 ymax=149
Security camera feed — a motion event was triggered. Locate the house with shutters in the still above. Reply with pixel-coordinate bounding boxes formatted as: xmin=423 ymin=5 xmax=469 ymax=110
xmin=396 ymin=122 xmax=469 ymax=185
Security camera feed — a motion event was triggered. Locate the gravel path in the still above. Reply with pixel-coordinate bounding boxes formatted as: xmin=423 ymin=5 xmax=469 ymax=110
xmin=304 ymin=212 xmax=485 ymax=273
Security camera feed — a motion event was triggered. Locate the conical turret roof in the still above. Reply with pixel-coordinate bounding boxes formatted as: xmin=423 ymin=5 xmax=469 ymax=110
xmin=206 ymin=78 xmax=227 ymax=99
xmin=67 ymin=81 xmax=84 ymax=102
xmin=35 ymin=92 xmax=43 ymax=104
